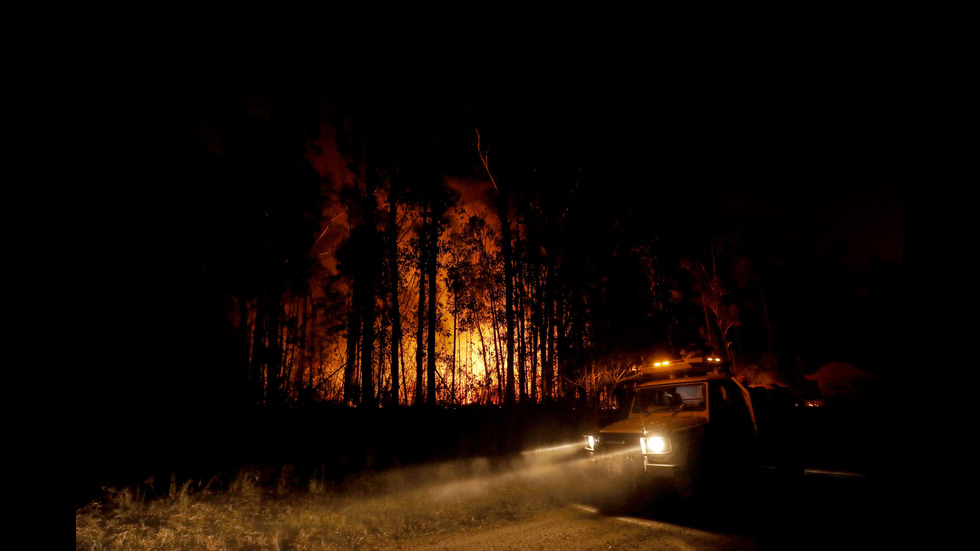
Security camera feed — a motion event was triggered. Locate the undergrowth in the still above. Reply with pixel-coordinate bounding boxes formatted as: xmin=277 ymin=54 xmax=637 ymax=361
xmin=76 ymin=457 xmax=574 ymax=551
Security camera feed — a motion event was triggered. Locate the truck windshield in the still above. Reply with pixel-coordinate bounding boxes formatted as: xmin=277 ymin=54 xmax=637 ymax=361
xmin=632 ymin=383 xmax=706 ymax=414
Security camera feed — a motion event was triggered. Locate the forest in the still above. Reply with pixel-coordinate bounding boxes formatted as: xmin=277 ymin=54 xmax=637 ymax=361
xmin=66 ymin=43 xmax=903 ymax=417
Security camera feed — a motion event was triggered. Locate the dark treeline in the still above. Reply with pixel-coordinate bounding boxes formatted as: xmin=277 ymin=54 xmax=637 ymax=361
xmin=67 ymin=45 xmax=902 ymax=417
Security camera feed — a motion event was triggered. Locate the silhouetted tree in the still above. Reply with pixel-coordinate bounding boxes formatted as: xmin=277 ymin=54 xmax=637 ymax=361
xmin=387 ymin=177 xmax=403 ymax=407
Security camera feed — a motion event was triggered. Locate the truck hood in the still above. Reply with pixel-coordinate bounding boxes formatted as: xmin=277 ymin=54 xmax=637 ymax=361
xmin=599 ymin=414 xmax=706 ymax=436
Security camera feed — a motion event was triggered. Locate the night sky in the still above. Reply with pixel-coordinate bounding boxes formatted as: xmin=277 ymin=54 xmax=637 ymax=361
xmin=66 ymin=35 xmax=902 ymax=409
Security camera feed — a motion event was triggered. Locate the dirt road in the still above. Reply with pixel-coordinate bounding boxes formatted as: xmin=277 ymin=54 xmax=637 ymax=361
xmin=388 ymin=502 xmax=759 ymax=551
xmin=383 ymin=465 xmax=891 ymax=551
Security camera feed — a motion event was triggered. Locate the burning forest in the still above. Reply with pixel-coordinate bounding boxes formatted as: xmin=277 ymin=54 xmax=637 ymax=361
xmin=68 ymin=43 xmax=901 ymax=415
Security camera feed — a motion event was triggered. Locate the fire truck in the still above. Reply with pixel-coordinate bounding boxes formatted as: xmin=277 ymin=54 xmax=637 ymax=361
xmin=585 ymin=357 xmax=760 ymax=496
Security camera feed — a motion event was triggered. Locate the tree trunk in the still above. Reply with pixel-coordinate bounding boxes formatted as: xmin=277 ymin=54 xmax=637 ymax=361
xmin=517 ymin=246 xmax=527 ymax=404
xmin=426 ymin=209 xmax=438 ymax=407
xmin=266 ymin=289 xmax=282 ymax=404
xmin=531 ymin=264 xmax=541 ymax=403
xmin=476 ymin=312 xmax=491 ymax=405
xmin=451 ymin=282 xmax=458 ymax=405
xmin=247 ymin=299 xmax=263 ymax=403
xmin=542 ymin=264 xmax=555 ymax=403
xmin=303 ymin=293 xmax=316 ymax=403
xmin=377 ymin=296 xmax=388 ymax=402
xmin=344 ymin=302 xmax=360 ymax=405
xmin=359 ymin=183 xmax=378 ymax=409
xmin=389 ymin=187 xmax=402 ymax=407
xmin=697 ymin=264 xmax=716 ymax=354
xmin=497 ymin=192 xmax=516 ymax=405
xmin=489 ymin=291 xmax=503 ymax=405
xmin=415 ymin=207 xmax=427 ymax=407
xmin=555 ymin=288 xmax=566 ymax=401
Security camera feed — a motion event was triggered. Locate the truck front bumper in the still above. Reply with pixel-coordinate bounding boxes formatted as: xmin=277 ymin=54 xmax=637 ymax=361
xmin=643 ymin=456 xmax=680 ymax=474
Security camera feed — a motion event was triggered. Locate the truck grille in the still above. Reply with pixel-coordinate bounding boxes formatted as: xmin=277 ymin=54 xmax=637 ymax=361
xmin=599 ymin=433 xmax=641 ymax=450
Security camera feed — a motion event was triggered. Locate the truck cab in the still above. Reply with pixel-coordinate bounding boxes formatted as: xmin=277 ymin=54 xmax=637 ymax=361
xmin=586 ymin=357 xmax=759 ymax=491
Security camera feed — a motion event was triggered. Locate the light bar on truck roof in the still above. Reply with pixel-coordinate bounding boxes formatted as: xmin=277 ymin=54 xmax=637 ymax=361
xmin=653 ymin=357 xmax=721 ymax=366
xmin=636 ymin=356 xmax=730 ymax=380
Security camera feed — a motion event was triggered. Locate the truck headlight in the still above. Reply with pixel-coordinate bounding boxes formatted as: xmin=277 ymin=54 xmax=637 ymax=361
xmin=585 ymin=435 xmax=596 ymax=451
xmin=641 ymin=435 xmax=671 ymax=454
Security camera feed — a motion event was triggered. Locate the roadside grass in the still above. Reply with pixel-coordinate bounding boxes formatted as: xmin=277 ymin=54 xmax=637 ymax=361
xmin=76 ymin=451 xmax=592 ymax=550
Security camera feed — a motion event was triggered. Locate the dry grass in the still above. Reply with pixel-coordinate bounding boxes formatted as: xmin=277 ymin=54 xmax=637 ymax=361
xmin=76 ymin=447 xmax=596 ymax=550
